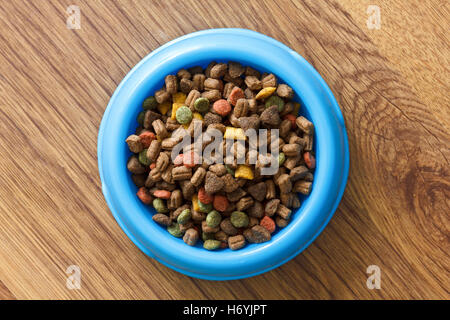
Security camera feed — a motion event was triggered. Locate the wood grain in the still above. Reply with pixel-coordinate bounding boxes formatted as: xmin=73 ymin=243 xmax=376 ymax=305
xmin=0 ymin=0 xmax=448 ymax=299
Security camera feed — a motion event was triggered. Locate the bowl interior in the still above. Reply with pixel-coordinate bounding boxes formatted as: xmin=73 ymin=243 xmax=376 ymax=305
xmin=124 ymin=58 xmax=315 ymax=251
xmin=99 ymin=29 xmax=348 ymax=279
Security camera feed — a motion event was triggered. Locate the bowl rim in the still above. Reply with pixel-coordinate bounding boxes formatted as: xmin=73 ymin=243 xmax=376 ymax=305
xmin=98 ymin=28 xmax=349 ymax=280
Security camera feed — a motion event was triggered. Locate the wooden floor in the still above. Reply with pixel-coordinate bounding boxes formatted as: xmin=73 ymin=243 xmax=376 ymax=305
xmin=0 ymin=0 xmax=448 ymax=299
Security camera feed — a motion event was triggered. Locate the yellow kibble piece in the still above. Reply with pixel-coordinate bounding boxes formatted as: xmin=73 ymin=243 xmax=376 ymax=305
xmin=171 ymin=103 xmax=184 ymax=120
xmin=172 ymin=92 xmax=186 ymax=104
xmin=255 ymin=87 xmax=276 ymax=100
xmin=192 ymin=112 xmax=203 ymax=121
xmin=235 ymin=165 xmax=254 ymax=180
xmin=224 ymin=127 xmax=246 ymax=140
xmin=192 ymin=194 xmax=200 ymax=211
xmin=157 ymin=101 xmax=171 ymax=115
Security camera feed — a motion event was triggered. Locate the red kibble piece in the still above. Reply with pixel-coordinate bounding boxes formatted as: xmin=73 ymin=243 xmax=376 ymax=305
xmin=136 ymin=187 xmax=153 ymax=204
xmin=198 ymin=187 xmax=213 ymax=204
xmin=139 ymin=131 xmax=156 ymax=148
xmin=283 ymin=114 xmax=297 ymax=129
xmin=213 ymin=195 xmax=229 ymax=212
xmin=220 ymin=241 xmax=228 ymax=249
xmin=213 ymin=99 xmax=231 ymax=116
xmin=260 ymin=215 xmax=276 ymax=233
xmin=183 ymin=151 xmax=199 ymax=168
xmin=173 ymin=154 xmax=184 ymax=166
xmin=227 ymin=87 xmax=244 ymax=106
xmin=149 ymin=163 xmax=156 ymax=170
xmin=153 ymin=190 xmax=171 ymax=199
xmin=304 ymin=152 xmax=316 ymax=169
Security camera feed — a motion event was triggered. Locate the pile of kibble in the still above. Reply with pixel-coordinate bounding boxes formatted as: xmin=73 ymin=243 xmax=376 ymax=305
xmin=125 ymin=61 xmax=315 ymax=251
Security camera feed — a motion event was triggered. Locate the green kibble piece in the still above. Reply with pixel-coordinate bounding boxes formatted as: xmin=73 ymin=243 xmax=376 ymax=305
xmin=143 ymin=96 xmax=157 ymax=110
xmin=202 ymin=232 xmax=215 ymax=242
xmin=206 ymin=210 xmax=222 ymax=228
xmin=153 ymin=198 xmax=168 ymax=213
xmin=194 ymin=97 xmax=210 ymax=113
xmin=230 ymin=211 xmax=249 ymax=228
xmin=137 ymin=111 xmax=145 ymax=126
xmin=177 ymin=209 xmax=192 ymax=225
xmin=198 ymin=199 xmax=213 ymax=213
xmin=225 ymin=165 xmax=235 ymax=176
xmin=203 ymin=239 xmax=221 ymax=250
xmin=167 ymin=223 xmax=183 ymax=238
xmin=265 ymin=96 xmax=285 ymax=112
xmin=138 ymin=148 xmax=151 ymax=166
xmin=175 ymin=106 xmax=193 ymax=124
xmin=278 ymin=152 xmax=286 ymax=166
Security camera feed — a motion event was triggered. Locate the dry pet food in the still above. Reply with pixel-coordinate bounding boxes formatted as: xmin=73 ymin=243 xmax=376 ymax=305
xmin=126 ymin=61 xmax=316 ymax=251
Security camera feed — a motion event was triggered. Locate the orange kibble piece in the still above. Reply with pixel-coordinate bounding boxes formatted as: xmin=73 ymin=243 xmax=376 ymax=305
xmin=227 ymin=87 xmax=244 ymax=106
xmin=139 ymin=131 xmax=156 ymax=148
xmin=213 ymin=99 xmax=231 ymax=116
xmin=136 ymin=187 xmax=153 ymax=204
xmin=304 ymin=152 xmax=316 ymax=169
xmin=198 ymin=187 xmax=213 ymax=204
xmin=260 ymin=216 xmax=276 ymax=233
xmin=283 ymin=114 xmax=297 ymax=129
xmin=153 ymin=190 xmax=171 ymax=199
xmin=213 ymin=195 xmax=229 ymax=212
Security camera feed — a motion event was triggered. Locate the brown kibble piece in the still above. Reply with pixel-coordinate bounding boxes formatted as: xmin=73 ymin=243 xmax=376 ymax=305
xmin=233 ymin=98 xmax=249 ymax=118
xmin=183 ymin=228 xmax=199 ymax=246
xmin=276 ymin=84 xmax=294 ymax=99
xmin=260 ymin=105 xmax=281 ymax=128
xmin=172 ymin=166 xmax=192 ymax=181
xmin=190 ymin=167 xmax=206 ymax=187
xmin=296 ymin=116 xmax=314 ymax=135
xmin=226 ymin=187 xmax=247 ymax=202
xmin=221 ymin=173 xmax=239 ymax=193
xmin=228 ymin=61 xmax=245 ymax=78
xmin=143 ymin=110 xmax=162 ymax=129
xmin=180 ymin=78 xmax=193 ymax=94
xmin=265 ymin=199 xmax=280 ymax=217
xmin=265 ymin=179 xmax=276 ymax=199
xmin=293 ymin=180 xmax=312 ymax=195
xmin=153 ymin=213 xmax=171 ymax=226
xmin=202 ymin=89 xmax=221 ymax=102
xmin=282 ymin=143 xmax=302 ymax=157
xmin=152 ymin=119 xmax=169 ymax=140
xmin=245 ymin=76 xmax=262 ymax=91
xmin=127 ymin=155 xmax=146 ymax=174
xmin=244 ymin=225 xmax=271 ymax=243
xmin=220 ymin=218 xmax=238 ymax=236
xmin=192 ymin=73 xmax=206 ymax=91
xmin=155 ymin=89 xmax=170 ymax=104
xmin=228 ymin=235 xmax=246 ymax=250
xmin=248 ymin=201 xmax=264 ymax=218
xmin=167 ymin=189 xmax=182 ymax=210
xmin=276 ymin=216 xmax=289 ymax=228
xmin=247 ymin=181 xmax=267 ymax=202
xmin=165 ymin=75 xmax=178 ymax=94
xmin=205 ymin=171 xmax=224 ymax=194
xmin=210 ymin=63 xmax=227 ymax=79
xmin=146 ymin=140 xmax=161 ymax=162
xmin=289 ymin=166 xmax=309 ymax=182
xmin=276 ymin=204 xmax=292 ymax=219
xmin=126 ymin=135 xmax=143 ymax=153
xmin=236 ymin=196 xmax=254 ymax=211
xmin=276 ymin=174 xmax=292 ymax=194
xmin=261 ymin=73 xmax=277 ymax=88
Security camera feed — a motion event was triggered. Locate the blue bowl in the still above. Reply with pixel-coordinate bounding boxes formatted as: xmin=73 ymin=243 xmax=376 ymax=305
xmin=98 ymin=28 xmax=349 ymax=280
